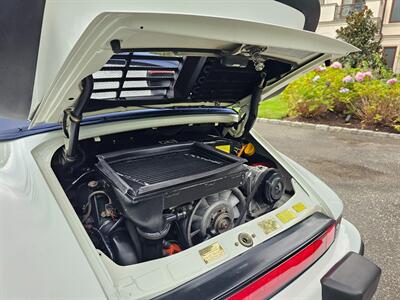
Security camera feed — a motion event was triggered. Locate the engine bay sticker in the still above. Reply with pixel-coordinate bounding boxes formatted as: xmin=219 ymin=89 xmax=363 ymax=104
xmin=199 ymin=242 xmax=225 ymax=264
xmin=276 ymin=209 xmax=297 ymax=224
xmin=258 ymin=218 xmax=280 ymax=235
xmin=292 ymin=202 xmax=306 ymax=213
xmin=215 ymin=144 xmax=231 ymax=153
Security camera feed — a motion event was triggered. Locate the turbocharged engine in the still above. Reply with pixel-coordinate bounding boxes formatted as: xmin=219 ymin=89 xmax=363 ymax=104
xmin=66 ymin=141 xmax=286 ymax=265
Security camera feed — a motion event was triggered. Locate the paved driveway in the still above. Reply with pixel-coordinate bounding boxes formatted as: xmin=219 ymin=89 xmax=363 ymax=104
xmin=254 ymin=121 xmax=400 ymax=300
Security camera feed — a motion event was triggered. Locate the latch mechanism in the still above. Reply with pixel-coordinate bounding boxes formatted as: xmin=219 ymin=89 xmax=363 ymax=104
xmin=233 ymin=45 xmax=268 ymax=71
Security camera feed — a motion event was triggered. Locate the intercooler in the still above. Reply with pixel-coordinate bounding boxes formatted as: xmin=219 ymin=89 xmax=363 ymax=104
xmin=96 ymin=142 xmax=247 ymax=233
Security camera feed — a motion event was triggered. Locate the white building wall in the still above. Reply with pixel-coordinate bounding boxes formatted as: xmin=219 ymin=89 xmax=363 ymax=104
xmin=366 ymin=0 xmax=383 ymax=17
xmin=316 ymin=24 xmax=342 ymax=38
xmin=320 ymin=4 xmax=338 ymax=22
xmin=381 ymin=0 xmax=400 ymax=73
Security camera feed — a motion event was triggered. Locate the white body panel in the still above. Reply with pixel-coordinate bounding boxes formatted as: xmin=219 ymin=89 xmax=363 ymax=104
xmin=0 ymin=140 xmax=106 ymax=299
xmin=0 ymin=113 xmax=359 ymax=299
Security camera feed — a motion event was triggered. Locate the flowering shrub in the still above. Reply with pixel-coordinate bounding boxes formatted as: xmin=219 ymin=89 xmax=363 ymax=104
xmin=281 ymin=63 xmax=400 ymax=131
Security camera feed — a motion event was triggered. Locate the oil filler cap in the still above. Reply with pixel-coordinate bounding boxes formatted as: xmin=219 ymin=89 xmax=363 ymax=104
xmin=238 ymin=232 xmax=254 ymax=247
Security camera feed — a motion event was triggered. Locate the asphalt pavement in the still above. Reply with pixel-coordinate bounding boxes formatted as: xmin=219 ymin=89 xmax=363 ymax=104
xmin=254 ymin=121 xmax=400 ymax=300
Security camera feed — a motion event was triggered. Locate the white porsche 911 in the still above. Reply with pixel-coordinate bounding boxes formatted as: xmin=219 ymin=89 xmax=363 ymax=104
xmin=0 ymin=0 xmax=381 ymax=299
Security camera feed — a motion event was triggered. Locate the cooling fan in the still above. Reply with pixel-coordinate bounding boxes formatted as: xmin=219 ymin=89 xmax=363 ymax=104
xmin=186 ymin=188 xmax=246 ymax=246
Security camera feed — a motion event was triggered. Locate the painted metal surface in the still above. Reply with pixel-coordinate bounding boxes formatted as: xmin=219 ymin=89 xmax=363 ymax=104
xmin=0 ymin=139 xmax=106 ymax=299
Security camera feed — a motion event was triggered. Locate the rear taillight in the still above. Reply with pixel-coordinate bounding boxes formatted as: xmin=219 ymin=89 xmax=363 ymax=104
xmin=227 ymin=222 xmax=337 ymax=300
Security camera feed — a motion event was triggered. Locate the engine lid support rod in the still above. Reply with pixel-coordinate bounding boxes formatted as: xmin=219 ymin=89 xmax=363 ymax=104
xmin=62 ymin=75 xmax=93 ymax=163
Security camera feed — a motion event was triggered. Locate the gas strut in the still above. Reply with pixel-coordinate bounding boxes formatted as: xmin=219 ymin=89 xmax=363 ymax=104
xmin=62 ymin=75 xmax=94 ymax=163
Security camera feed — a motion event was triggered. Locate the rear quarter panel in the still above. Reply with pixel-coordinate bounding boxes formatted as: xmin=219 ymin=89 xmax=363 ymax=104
xmin=0 ymin=139 xmax=106 ymax=299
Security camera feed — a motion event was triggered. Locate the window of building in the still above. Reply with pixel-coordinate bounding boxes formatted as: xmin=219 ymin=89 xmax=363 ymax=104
xmin=390 ymin=0 xmax=400 ymax=22
xmin=382 ymin=47 xmax=397 ymax=69
xmin=337 ymin=0 xmax=366 ymax=19
xmin=342 ymin=0 xmax=364 ymax=4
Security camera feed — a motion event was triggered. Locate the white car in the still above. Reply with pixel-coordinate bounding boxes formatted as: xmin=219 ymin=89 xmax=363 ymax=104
xmin=0 ymin=1 xmax=381 ymax=299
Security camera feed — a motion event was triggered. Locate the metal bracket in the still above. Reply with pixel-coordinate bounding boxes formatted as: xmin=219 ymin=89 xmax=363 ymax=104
xmin=233 ymin=45 xmax=268 ymax=71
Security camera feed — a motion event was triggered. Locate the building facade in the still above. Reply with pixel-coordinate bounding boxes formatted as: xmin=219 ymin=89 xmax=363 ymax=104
xmin=317 ymin=0 xmax=400 ymax=73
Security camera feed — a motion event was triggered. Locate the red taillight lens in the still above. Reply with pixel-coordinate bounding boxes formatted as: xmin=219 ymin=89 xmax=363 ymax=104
xmin=228 ymin=223 xmax=336 ymax=300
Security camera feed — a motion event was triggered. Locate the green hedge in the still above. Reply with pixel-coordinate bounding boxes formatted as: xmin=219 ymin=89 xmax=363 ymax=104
xmin=281 ymin=63 xmax=400 ymax=131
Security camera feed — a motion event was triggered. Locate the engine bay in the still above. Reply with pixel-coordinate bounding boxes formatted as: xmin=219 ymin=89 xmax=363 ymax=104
xmin=52 ymin=124 xmax=293 ymax=265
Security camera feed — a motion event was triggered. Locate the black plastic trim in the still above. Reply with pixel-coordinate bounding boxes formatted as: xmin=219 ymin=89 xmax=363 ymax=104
xmin=359 ymin=240 xmax=365 ymax=256
xmin=321 ymin=252 xmax=381 ymax=300
xmin=155 ymin=212 xmax=335 ymax=300
xmin=275 ymin=0 xmax=321 ymax=32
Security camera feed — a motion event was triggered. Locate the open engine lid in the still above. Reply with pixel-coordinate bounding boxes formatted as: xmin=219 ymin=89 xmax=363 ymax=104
xmin=0 ymin=0 xmax=358 ymax=126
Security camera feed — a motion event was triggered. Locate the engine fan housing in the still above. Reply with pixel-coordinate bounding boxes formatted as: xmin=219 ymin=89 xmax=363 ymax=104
xmin=186 ymin=188 xmax=245 ymax=246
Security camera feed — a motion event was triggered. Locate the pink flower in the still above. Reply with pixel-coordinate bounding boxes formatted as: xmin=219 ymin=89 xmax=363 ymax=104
xmin=386 ymin=78 xmax=398 ymax=85
xmin=355 ymin=72 xmax=365 ymax=82
xmin=315 ymin=66 xmax=326 ymax=72
xmin=342 ymin=75 xmax=354 ymax=83
xmin=364 ymin=71 xmax=372 ymax=78
xmin=331 ymin=61 xmax=343 ymax=69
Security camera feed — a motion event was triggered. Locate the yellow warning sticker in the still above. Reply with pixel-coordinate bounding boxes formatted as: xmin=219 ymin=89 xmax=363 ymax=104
xmin=258 ymin=218 xmax=280 ymax=235
xmin=215 ymin=144 xmax=231 ymax=153
xmin=292 ymin=202 xmax=306 ymax=213
xmin=276 ymin=209 xmax=296 ymax=224
xmin=199 ymin=242 xmax=225 ymax=264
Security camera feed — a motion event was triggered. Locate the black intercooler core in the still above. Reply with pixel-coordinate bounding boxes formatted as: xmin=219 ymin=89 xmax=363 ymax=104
xmin=96 ymin=142 xmax=247 ymax=234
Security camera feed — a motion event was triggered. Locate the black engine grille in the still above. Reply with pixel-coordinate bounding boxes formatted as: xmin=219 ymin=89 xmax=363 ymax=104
xmin=96 ymin=142 xmax=246 ymax=197
xmin=111 ymin=151 xmax=228 ymax=186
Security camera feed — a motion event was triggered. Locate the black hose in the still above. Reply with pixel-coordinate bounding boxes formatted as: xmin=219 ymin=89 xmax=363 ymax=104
xmin=65 ymin=169 xmax=95 ymax=192
xmin=91 ymin=227 xmax=115 ymax=261
xmin=107 ymin=217 xmax=124 ymax=234
xmin=65 ymin=76 xmax=94 ymax=160
xmin=242 ymin=72 xmax=266 ymax=136
xmin=125 ymin=220 xmax=143 ymax=262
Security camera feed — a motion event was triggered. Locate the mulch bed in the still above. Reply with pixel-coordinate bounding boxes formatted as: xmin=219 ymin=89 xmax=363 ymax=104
xmin=285 ymin=112 xmax=399 ymax=134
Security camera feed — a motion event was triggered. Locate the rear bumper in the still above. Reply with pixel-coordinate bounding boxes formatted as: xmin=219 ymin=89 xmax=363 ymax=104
xmin=272 ymin=219 xmax=378 ymax=300
xmin=321 ymin=251 xmax=381 ymax=300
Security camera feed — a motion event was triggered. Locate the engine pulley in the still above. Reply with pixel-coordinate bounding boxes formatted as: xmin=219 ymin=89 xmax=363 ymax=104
xmin=186 ymin=188 xmax=246 ymax=246
xmin=247 ymin=166 xmax=285 ymax=218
